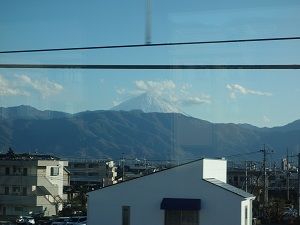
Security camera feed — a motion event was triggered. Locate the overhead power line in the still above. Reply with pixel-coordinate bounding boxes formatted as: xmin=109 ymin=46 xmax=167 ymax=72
xmin=0 ymin=36 xmax=300 ymax=54
xmin=0 ymin=64 xmax=299 ymax=70
xmin=224 ymin=150 xmax=261 ymax=158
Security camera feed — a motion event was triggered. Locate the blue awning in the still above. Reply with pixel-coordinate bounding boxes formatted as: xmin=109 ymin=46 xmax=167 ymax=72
xmin=160 ymin=198 xmax=201 ymax=210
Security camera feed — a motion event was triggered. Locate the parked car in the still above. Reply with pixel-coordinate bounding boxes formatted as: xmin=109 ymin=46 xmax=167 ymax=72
xmin=35 ymin=217 xmax=53 ymax=225
xmin=16 ymin=216 xmax=35 ymax=225
xmin=281 ymin=207 xmax=298 ymax=222
xmin=66 ymin=217 xmax=87 ymax=225
xmin=50 ymin=217 xmax=70 ymax=225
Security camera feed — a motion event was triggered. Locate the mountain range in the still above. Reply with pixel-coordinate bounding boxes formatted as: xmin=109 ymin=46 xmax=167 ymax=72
xmin=1 ymin=105 xmax=300 ymax=161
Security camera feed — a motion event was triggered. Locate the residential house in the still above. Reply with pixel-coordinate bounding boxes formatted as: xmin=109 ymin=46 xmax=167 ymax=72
xmin=87 ymin=158 xmax=255 ymax=225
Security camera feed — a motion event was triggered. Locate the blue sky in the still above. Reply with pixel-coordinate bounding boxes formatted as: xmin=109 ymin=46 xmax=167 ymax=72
xmin=0 ymin=0 xmax=300 ymax=127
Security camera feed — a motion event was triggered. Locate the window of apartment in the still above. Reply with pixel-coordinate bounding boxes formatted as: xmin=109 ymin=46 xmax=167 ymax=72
xmin=122 ymin=206 xmax=130 ymax=225
xmin=4 ymin=187 xmax=9 ymax=195
xmin=88 ymin=172 xmax=99 ymax=176
xmin=22 ymin=187 xmax=27 ymax=196
xmin=12 ymin=186 xmax=21 ymax=194
xmin=165 ymin=210 xmax=199 ymax=225
xmin=5 ymin=167 xmax=9 ymax=175
xmin=51 ymin=167 xmax=59 ymax=176
xmin=88 ymin=163 xmax=99 ymax=168
xmin=73 ymin=172 xmax=86 ymax=176
xmin=15 ymin=207 xmax=23 ymax=212
xmin=23 ymin=168 xmax=28 ymax=176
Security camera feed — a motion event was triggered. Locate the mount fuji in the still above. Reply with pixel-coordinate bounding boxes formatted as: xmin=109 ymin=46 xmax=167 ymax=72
xmin=111 ymin=92 xmax=181 ymax=113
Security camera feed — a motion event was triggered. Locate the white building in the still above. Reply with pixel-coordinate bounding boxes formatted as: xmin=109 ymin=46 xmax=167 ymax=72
xmin=87 ymin=158 xmax=255 ymax=225
xmin=0 ymin=150 xmax=69 ymax=217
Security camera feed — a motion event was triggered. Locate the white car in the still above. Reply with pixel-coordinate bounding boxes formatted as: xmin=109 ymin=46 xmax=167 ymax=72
xmin=16 ymin=216 xmax=35 ymax=225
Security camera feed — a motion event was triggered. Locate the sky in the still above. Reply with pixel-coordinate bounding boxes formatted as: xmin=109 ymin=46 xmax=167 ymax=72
xmin=0 ymin=0 xmax=300 ymax=127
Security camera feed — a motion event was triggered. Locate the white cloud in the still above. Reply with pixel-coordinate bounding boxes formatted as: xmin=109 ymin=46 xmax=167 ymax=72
xmin=180 ymin=95 xmax=211 ymax=106
xmin=134 ymin=80 xmax=176 ymax=95
xmin=112 ymin=100 xmax=121 ymax=107
xmin=0 ymin=75 xmax=30 ymax=96
xmin=116 ymin=88 xmax=126 ymax=95
xmin=227 ymin=84 xmax=272 ymax=99
xmin=18 ymin=75 xmax=63 ymax=98
xmin=115 ymin=80 xmax=211 ymax=108
xmin=263 ymin=115 xmax=271 ymax=123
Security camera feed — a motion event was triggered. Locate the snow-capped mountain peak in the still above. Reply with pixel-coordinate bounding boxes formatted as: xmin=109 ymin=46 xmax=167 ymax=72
xmin=111 ymin=92 xmax=180 ymax=113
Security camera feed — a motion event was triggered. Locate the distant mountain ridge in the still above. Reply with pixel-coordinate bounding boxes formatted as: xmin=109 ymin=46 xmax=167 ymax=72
xmin=0 ymin=105 xmax=69 ymax=120
xmin=0 ymin=105 xmax=300 ymax=160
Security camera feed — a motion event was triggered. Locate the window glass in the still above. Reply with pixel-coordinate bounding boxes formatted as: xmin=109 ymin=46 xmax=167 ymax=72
xmin=22 ymin=187 xmax=27 ymax=196
xmin=50 ymin=167 xmax=59 ymax=176
xmin=5 ymin=167 xmax=9 ymax=175
xmin=23 ymin=168 xmax=28 ymax=176
xmin=122 ymin=206 xmax=130 ymax=225
xmin=165 ymin=210 xmax=199 ymax=225
xmin=245 ymin=206 xmax=248 ymax=225
xmin=4 ymin=187 xmax=9 ymax=195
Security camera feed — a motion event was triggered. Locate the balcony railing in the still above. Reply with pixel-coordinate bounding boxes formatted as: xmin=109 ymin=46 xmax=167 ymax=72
xmin=0 ymin=175 xmax=37 ymax=185
xmin=0 ymin=195 xmax=36 ymax=205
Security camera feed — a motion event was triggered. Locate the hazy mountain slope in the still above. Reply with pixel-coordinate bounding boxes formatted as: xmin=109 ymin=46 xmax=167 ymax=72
xmin=0 ymin=106 xmax=300 ymax=160
xmin=0 ymin=105 xmax=69 ymax=120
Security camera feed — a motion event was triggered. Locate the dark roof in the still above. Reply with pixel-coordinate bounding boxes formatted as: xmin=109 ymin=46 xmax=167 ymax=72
xmin=0 ymin=151 xmax=60 ymax=161
xmin=204 ymin=178 xmax=255 ymax=199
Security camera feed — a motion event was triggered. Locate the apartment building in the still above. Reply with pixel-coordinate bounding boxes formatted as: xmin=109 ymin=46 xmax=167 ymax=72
xmin=68 ymin=160 xmax=117 ymax=187
xmin=0 ymin=149 xmax=69 ymax=217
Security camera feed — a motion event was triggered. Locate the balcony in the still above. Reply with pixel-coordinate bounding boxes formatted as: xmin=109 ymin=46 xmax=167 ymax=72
xmin=0 ymin=195 xmax=36 ymax=205
xmin=0 ymin=175 xmax=37 ymax=185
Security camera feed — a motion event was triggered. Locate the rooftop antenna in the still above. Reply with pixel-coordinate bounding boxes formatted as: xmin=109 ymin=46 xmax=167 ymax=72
xmin=145 ymin=0 xmax=152 ymax=45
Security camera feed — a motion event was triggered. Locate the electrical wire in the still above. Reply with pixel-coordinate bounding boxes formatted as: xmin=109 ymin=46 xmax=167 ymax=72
xmin=224 ymin=150 xmax=261 ymax=158
xmin=0 ymin=64 xmax=300 ymax=69
xmin=0 ymin=36 xmax=300 ymax=54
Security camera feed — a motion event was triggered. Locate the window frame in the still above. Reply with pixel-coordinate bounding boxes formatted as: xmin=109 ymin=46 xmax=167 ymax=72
xmin=164 ymin=209 xmax=199 ymax=225
xmin=122 ymin=205 xmax=130 ymax=225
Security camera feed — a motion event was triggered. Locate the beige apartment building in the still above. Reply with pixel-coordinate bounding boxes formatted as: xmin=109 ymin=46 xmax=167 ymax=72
xmin=68 ymin=160 xmax=117 ymax=187
xmin=0 ymin=150 xmax=69 ymax=217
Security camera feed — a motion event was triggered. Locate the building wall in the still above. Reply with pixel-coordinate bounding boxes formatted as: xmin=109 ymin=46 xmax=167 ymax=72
xmin=68 ymin=160 xmax=117 ymax=186
xmin=0 ymin=159 xmax=68 ymax=217
xmin=88 ymin=160 xmax=250 ymax=225
xmin=200 ymin=158 xmax=227 ymax=182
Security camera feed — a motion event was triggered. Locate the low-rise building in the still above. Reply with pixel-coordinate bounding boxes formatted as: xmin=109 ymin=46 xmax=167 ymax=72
xmin=87 ymin=158 xmax=255 ymax=225
xmin=0 ymin=149 xmax=69 ymax=217
xmin=68 ymin=160 xmax=117 ymax=187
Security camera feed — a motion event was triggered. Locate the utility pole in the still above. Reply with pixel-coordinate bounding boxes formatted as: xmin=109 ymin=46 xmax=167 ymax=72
xmin=121 ymin=153 xmax=125 ymax=181
xmin=245 ymin=161 xmax=248 ymax=193
xmin=259 ymin=144 xmax=274 ymax=220
xmin=261 ymin=144 xmax=268 ymax=207
xmin=289 ymin=152 xmax=300 ymax=216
